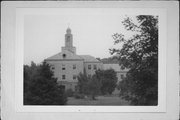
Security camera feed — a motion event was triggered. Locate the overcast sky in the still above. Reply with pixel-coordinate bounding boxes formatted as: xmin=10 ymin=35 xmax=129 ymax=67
xmin=24 ymin=8 xmax=135 ymax=65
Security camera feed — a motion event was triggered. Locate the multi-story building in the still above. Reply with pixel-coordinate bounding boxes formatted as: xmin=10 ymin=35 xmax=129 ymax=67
xmin=45 ymin=28 xmax=127 ymax=91
xmin=45 ymin=28 xmax=103 ymax=91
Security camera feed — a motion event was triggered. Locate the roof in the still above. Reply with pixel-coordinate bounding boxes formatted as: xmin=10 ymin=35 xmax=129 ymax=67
xmin=103 ymin=64 xmax=129 ymax=72
xmin=45 ymin=51 xmax=101 ymax=63
xmin=79 ymin=55 xmax=101 ymax=62
xmin=45 ymin=50 xmax=83 ymax=61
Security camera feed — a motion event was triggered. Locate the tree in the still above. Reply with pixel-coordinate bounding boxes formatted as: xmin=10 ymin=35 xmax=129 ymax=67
xmin=77 ymin=70 xmax=101 ymax=100
xmin=110 ymin=15 xmax=158 ymax=105
xmin=24 ymin=61 xmax=67 ymax=105
xmin=77 ymin=69 xmax=117 ymax=99
xmin=77 ymin=69 xmax=90 ymax=95
xmin=95 ymin=69 xmax=117 ymax=95
xmin=87 ymin=75 xmax=101 ymax=100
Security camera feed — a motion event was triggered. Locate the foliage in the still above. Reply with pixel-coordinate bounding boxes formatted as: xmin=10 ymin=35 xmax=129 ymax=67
xmin=77 ymin=69 xmax=90 ymax=95
xmin=100 ymin=56 xmax=119 ymax=64
xmin=110 ymin=15 xmax=158 ymax=105
xmin=95 ymin=69 xmax=118 ymax=95
xmin=24 ymin=61 xmax=67 ymax=105
xmin=77 ymin=70 xmax=101 ymax=100
xmin=65 ymin=88 xmax=74 ymax=97
xmin=87 ymin=75 xmax=101 ymax=100
xmin=77 ymin=69 xmax=117 ymax=99
xmin=73 ymin=92 xmax=85 ymax=99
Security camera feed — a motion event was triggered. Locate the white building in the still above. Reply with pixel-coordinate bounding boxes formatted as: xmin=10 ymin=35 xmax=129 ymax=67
xmin=45 ymin=28 xmax=127 ymax=91
xmin=45 ymin=28 xmax=103 ymax=91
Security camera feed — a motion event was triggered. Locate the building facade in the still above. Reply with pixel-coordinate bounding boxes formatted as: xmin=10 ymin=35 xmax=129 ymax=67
xmin=45 ymin=28 xmax=103 ymax=91
xmin=45 ymin=28 xmax=127 ymax=91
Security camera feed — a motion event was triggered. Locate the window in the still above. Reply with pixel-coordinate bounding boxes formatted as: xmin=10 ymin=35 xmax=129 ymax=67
xmin=73 ymin=75 xmax=76 ymax=80
xmin=62 ymin=75 xmax=66 ymax=80
xmin=93 ymin=65 xmax=97 ymax=70
xmin=51 ymin=66 xmax=55 ymax=70
xmin=62 ymin=54 xmax=66 ymax=58
xmin=62 ymin=64 xmax=65 ymax=70
xmin=73 ymin=64 xmax=76 ymax=69
xmin=88 ymin=65 xmax=91 ymax=70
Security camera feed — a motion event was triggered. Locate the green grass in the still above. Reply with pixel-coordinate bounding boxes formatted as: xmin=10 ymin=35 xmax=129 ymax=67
xmin=67 ymin=96 xmax=130 ymax=106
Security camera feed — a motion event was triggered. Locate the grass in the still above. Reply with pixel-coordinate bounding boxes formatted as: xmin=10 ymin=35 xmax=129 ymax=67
xmin=67 ymin=95 xmax=130 ymax=105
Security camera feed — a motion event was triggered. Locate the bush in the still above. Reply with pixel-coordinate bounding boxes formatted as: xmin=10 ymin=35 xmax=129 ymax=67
xmin=73 ymin=92 xmax=84 ymax=99
xmin=65 ymin=89 xmax=74 ymax=97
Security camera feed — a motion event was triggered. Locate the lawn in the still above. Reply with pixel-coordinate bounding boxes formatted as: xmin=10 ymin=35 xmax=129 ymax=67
xmin=67 ymin=95 xmax=130 ymax=105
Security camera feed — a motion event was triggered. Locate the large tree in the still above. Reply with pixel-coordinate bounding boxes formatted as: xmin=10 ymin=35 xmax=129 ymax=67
xmin=110 ymin=15 xmax=158 ymax=105
xmin=24 ymin=61 xmax=67 ymax=105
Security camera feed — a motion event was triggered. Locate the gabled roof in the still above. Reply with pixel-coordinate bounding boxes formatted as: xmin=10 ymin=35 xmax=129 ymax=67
xmin=79 ymin=55 xmax=101 ymax=62
xmin=45 ymin=50 xmax=101 ymax=63
xmin=45 ymin=50 xmax=83 ymax=61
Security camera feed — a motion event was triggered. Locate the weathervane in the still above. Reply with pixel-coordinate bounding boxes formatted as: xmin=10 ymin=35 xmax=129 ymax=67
xmin=68 ymin=23 xmax=70 ymax=28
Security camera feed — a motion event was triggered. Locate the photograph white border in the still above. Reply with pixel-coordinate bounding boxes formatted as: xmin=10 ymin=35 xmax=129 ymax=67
xmin=1 ymin=1 xmax=179 ymax=120
xmin=15 ymin=7 xmax=166 ymax=113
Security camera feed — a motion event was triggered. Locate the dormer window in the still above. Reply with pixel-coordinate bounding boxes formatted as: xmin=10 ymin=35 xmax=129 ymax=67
xmin=62 ymin=54 xmax=66 ymax=58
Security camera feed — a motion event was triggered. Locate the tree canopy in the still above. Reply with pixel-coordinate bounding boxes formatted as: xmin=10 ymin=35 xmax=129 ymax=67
xmin=110 ymin=15 xmax=158 ymax=105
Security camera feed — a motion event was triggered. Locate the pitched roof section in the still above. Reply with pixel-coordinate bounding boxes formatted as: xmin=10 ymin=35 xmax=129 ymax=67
xmin=79 ymin=55 xmax=101 ymax=62
xmin=45 ymin=50 xmax=101 ymax=62
xmin=45 ymin=50 xmax=83 ymax=61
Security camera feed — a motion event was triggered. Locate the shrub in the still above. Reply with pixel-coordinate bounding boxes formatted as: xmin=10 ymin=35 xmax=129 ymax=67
xmin=73 ymin=92 xmax=84 ymax=99
xmin=65 ymin=89 xmax=74 ymax=97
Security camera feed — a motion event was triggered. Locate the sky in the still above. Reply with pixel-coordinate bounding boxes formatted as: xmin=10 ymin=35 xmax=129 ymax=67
xmin=24 ymin=8 xmax=134 ymax=65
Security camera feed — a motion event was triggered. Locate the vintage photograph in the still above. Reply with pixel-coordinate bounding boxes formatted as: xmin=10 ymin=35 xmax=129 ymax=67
xmin=2 ymin=1 xmax=179 ymax=120
xmin=23 ymin=9 xmax=158 ymax=106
